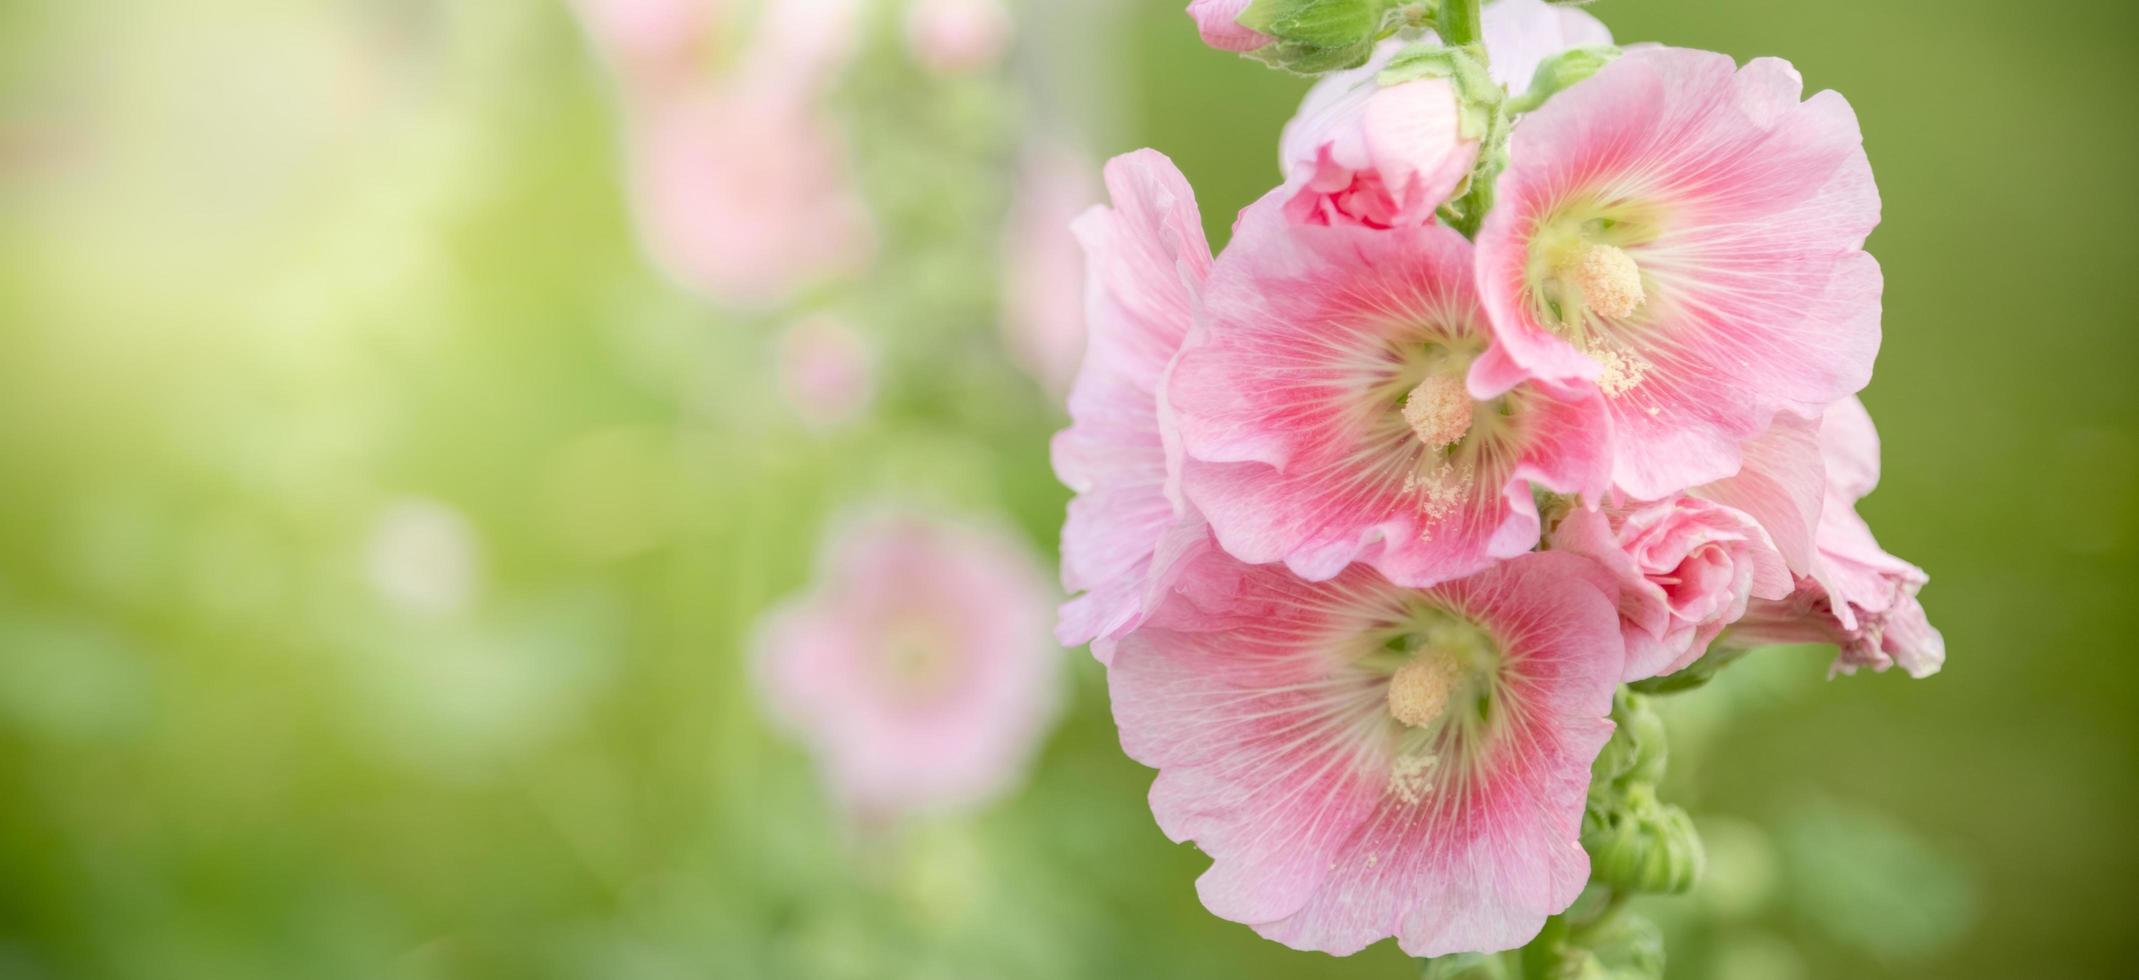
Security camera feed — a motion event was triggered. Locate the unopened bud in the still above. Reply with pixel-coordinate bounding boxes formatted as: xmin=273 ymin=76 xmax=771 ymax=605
xmin=1584 ymin=790 xmax=1705 ymax=895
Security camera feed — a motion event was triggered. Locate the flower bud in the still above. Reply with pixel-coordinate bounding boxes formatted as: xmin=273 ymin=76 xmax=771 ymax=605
xmin=1584 ymin=788 xmax=1705 ymax=895
xmin=1280 ymin=43 xmax=1481 ymax=228
xmin=1187 ymin=0 xmax=1272 ymax=53
xmin=1192 ymin=0 xmax=1397 ymax=74
xmin=1590 ymin=688 xmax=1666 ymax=788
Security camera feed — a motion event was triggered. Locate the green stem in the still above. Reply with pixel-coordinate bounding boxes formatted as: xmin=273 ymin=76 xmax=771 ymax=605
xmin=1436 ymin=0 xmax=1484 ymax=47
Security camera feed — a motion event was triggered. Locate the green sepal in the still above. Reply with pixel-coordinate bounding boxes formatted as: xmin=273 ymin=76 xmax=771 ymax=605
xmin=1506 ymin=45 xmax=1621 ymax=114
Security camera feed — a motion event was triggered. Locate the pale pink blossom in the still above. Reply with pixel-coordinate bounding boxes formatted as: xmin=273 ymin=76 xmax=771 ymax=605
xmin=1473 ymin=47 xmax=1883 ymax=499
xmin=776 ymin=313 xmax=874 ymax=429
xmin=1110 ymin=544 xmax=1625 ymax=956
xmin=756 ymin=513 xmax=1061 ymax=819
xmin=1003 ymin=146 xmax=1099 ymax=397
xmin=1053 ymin=150 xmax=1213 ymax=661
xmin=1279 ymin=46 xmax=1478 ymax=229
xmin=1168 ymin=196 xmax=1610 ymax=588
xmin=1480 ymin=0 xmax=1613 ymax=92
xmin=906 ymin=0 xmax=1014 ymax=76
xmin=1187 ymin=0 xmax=1271 ymax=54
xmin=1722 ymin=399 xmax=1943 ymax=677
xmin=578 ymin=0 xmax=873 ymax=307
xmin=1550 ymin=496 xmax=1790 ymax=682
xmin=624 ymin=84 xmax=874 ymax=307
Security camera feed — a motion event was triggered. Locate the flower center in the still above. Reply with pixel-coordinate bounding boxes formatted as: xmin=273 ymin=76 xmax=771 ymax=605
xmin=1401 ymin=373 xmax=1474 ymax=450
xmin=1387 ymin=648 xmax=1464 ymax=728
xmin=1570 ymin=243 xmax=1645 ymax=320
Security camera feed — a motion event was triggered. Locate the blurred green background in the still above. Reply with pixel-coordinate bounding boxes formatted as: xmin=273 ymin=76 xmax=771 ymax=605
xmin=0 ymin=1 xmax=2133 ymax=977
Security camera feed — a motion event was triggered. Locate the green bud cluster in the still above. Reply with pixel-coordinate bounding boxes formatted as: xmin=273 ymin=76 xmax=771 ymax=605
xmin=1582 ymin=690 xmax=1705 ymax=897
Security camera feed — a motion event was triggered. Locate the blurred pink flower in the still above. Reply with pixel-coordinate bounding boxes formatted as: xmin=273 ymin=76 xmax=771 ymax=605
xmin=1280 ymin=45 xmax=1478 ymax=229
xmin=623 ymin=83 xmax=874 ymax=307
xmin=906 ymin=0 xmax=1014 ymax=76
xmin=1168 ymin=195 xmax=1609 ymax=588
xmin=1187 ymin=0 xmax=1270 ymax=53
xmin=1480 ymin=0 xmax=1613 ymax=92
xmin=1473 ymin=48 xmax=1883 ymax=499
xmin=1111 ymin=544 xmax=1623 ymax=956
xmin=1053 ymin=150 xmax=1212 ymax=661
xmin=1723 ymin=399 xmax=1943 ymax=677
xmin=576 ymin=0 xmax=875 ymax=307
xmin=1003 ymin=145 xmax=1099 ymax=397
xmin=776 ymin=313 xmax=874 ymax=429
xmin=1551 ymin=496 xmax=1791 ymax=682
xmin=757 ymin=513 xmax=1061 ymax=819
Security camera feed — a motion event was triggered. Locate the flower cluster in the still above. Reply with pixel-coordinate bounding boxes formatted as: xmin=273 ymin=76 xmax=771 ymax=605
xmin=1055 ymin=0 xmax=1942 ymax=958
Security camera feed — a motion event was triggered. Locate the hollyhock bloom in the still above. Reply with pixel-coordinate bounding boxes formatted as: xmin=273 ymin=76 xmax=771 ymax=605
xmin=1480 ymin=0 xmax=1613 ymax=92
xmin=1169 ymin=198 xmax=1610 ymax=588
xmin=1003 ymin=146 xmax=1099 ymax=397
xmin=1053 ymin=150 xmax=1213 ymax=660
xmin=624 ymin=84 xmax=874 ymax=307
xmin=756 ymin=513 xmax=1061 ymax=818
xmin=776 ymin=313 xmax=874 ymax=429
xmin=1722 ymin=399 xmax=1943 ymax=677
xmin=1279 ymin=46 xmax=1478 ymax=229
xmin=906 ymin=0 xmax=1013 ymax=76
xmin=1187 ymin=0 xmax=1270 ymax=54
xmin=1110 ymin=545 xmax=1625 ymax=956
xmin=1472 ymin=47 xmax=1883 ymax=499
xmin=1550 ymin=496 xmax=1791 ymax=682
xmin=580 ymin=0 xmax=872 ymax=307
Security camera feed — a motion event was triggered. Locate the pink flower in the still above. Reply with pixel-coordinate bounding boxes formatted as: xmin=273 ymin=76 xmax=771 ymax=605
xmin=1053 ymin=150 xmax=1214 ymax=661
xmin=1168 ymin=196 xmax=1610 ymax=588
xmin=1550 ymin=496 xmax=1791 ymax=682
xmin=1472 ymin=47 xmax=1883 ymax=499
xmin=1479 ymin=0 xmax=1613 ymax=92
xmin=756 ymin=512 xmax=1061 ymax=819
xmin=1723 ymin=399 xmax=1943 ymax=677
xmin=776 ymin=313 xmax=874 ymax=430
xmin=1187 ymin=0 xmax=1271 ymax=54
xmin=1280 ymin=46 xmax=1479 ymax=229
xmin=1110 ymin=544 xmax=1625 ymax=956
xmin=906 ymin=0 xmax=1014 ymax=76
xmin=624 ymin=83 xmax=874 ymax=307
xmin=1003 ymin=145 xmax=1100 ymax=397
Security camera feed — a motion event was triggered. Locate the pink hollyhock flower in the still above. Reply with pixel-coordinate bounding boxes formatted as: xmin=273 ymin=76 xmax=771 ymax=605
xmin=1722 ymin=399 xmax=1943 ymax=677
xmin=1003 ymin=145 xmax=1099 ymax=397
xmin=776 ymin=313 xmax=874 ymax=429
xmin=1110 ymin=544 xmax=1625 ymax=956
xmin=1480 ymin=0 xmax=1613 ymax=92
xmin=1168 ymin=197 xmax=1611 ymax=588
xmin=1550 ymin=496 xmax=1791 ymax=682
xmin=1053 ymin=150 xmax=1214 ymax=661
xmin=906 ymin=0 xmax=1013 ymax=76
xmin=624 ymin=84 xmax=874 ymax=307
xmin=1472 ymin=47 xmax=1883 ymax=499
xmin=1187 ymin=0 xmax=1270 ymax=54
xmin=756 ymin=513 xmax=1061 ymax=819
xmin=1279 ymin=45 xmax=1479 ymax=229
